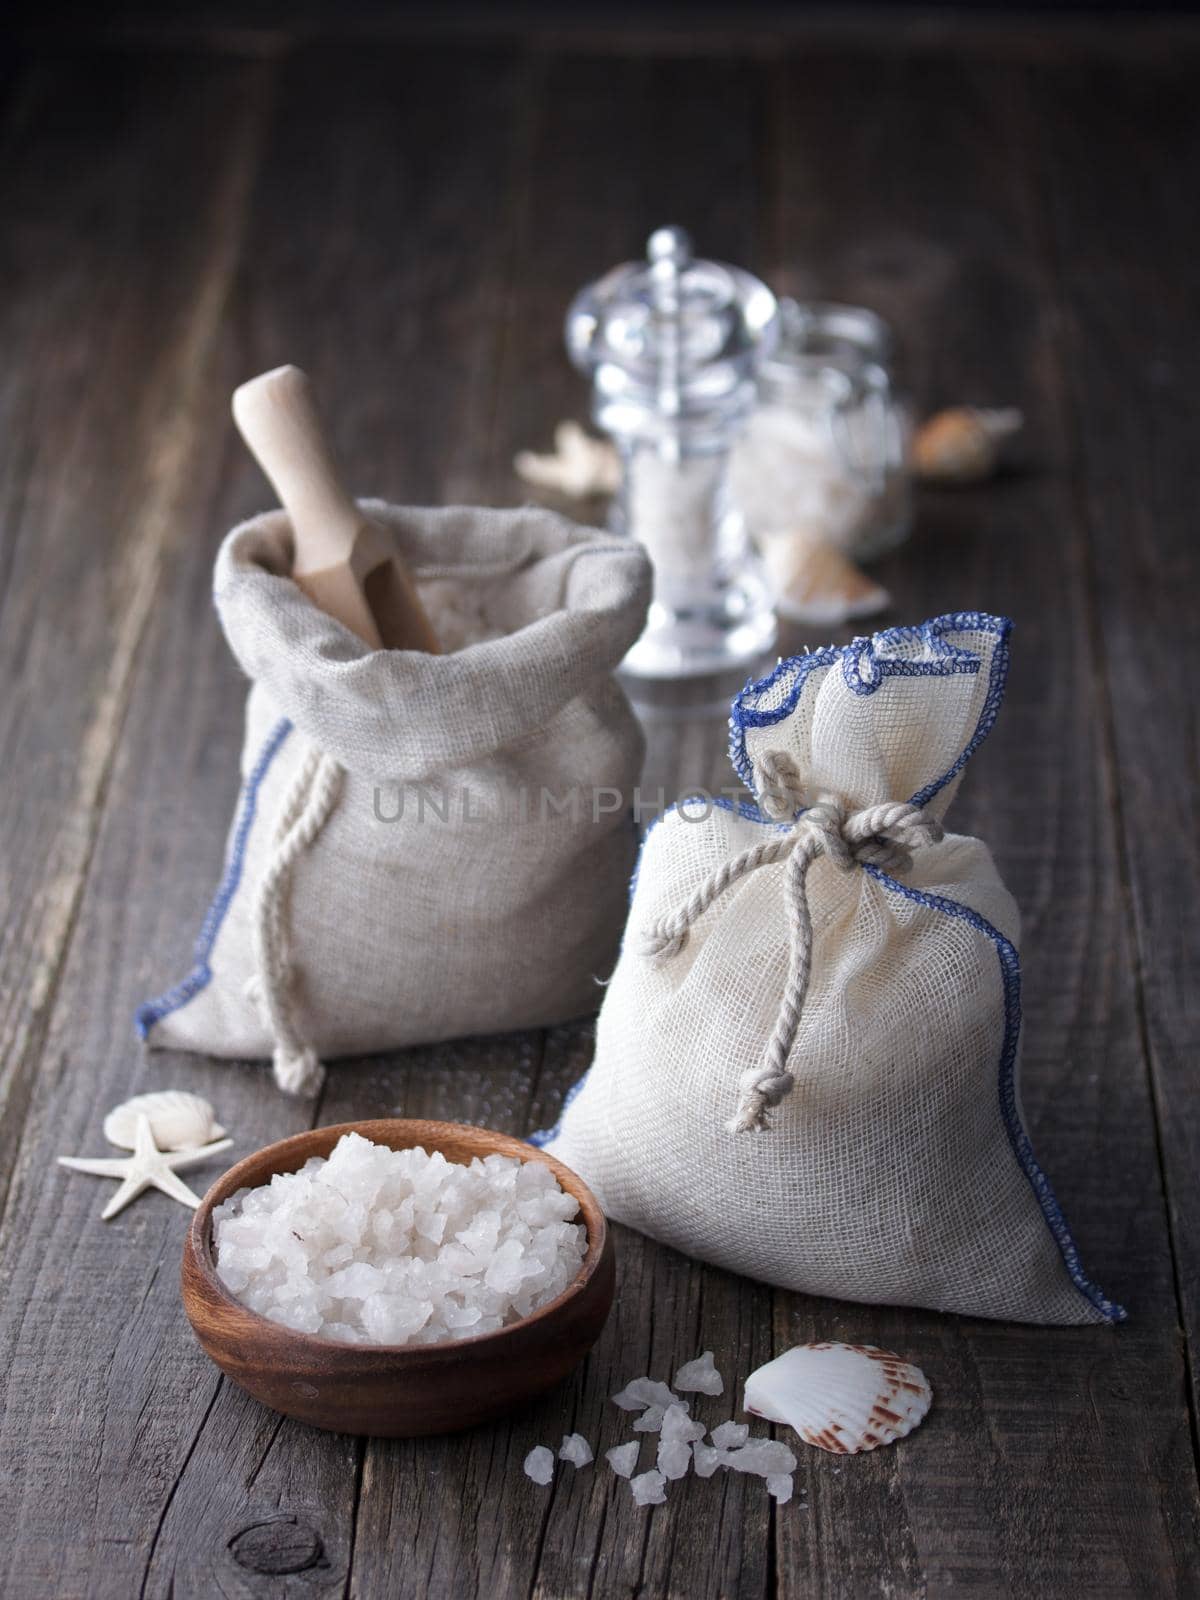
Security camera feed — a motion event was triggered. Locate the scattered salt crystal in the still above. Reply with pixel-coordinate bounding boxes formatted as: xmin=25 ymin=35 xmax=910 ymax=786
xmin=524 ymin=1446 xmax=555 ymax=1486
xmin=661 ymin=1404 xmax=706 ymax=1445
xmin=559 ymin=1433 xmax=593 ymax=1468
xmin=630 ymin=1469 xmax=667 ymax=1506
xmin=692 ymin=1443 xmax=723 ymax=1479
xmin=766 ymin=1473 xmax=794 ymax=1505
xmin=710 ymin=1421 xmax=749 ymax=1450
xmin=632 ymin=1405 xmax=666 ymax=1433
xmin=612 ymin=1377 xmax=677 ymax=1411
xmin=212 ymin=1133 xmax=586 ymax=1346
xmin=723 ymin=1441 xmax=798 ymax=1478
xmin=673 ymin=1350 xmax=724 ymax=1396
xmin=656 ymin=1438 xmax=692 ymax=1480
xmin=606 ymin=1442 xmax=640 ymax=1479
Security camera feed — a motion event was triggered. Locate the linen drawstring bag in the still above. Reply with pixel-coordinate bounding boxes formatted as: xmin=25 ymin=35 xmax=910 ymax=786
xmin=541 ymin=613 xmax=1122 ymax=1325
xmin=137 ymin=501 xmax=651 ymax=1095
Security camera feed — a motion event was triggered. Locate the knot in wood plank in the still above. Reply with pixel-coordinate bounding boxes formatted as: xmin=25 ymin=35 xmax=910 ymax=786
xmin=228 ymin=1515 xmax=324 ymax=1576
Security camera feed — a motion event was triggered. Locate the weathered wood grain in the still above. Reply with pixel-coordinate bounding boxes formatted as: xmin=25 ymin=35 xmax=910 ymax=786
xmin=0 ymin=52 xmax=270 ymax=1208
xmin=0 ymin=25 xmax=1197 ymax=1600
xmin=0 ymin=47 xmax=359 ymax=1600
xmin=1029 ymin=47 xmax=1200 ymax=1446
xmin=133 ymin=40 xmax=539 ymax=1600
xmin=767 ymin=42 xmax=1200 ymax=1598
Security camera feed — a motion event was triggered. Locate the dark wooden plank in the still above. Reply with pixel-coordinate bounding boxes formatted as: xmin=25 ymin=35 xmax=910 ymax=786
xmin=127 ymin=39 xmax=537 ymax=1600
xmin=0 ymin=51 xmax=270 ymax=1205
xmin=317 ymin=46 xmax=777 ymax=1600
xmin=2 ymin=29 xmax=1196 ymax=1600
xmin=766 ymin=42 xmax=1200 ymax=1598
xmin=1028 ymin=48 xmax=1200 ymax=1447
xmin=0 ymin=46 xmax=346 ymax=1580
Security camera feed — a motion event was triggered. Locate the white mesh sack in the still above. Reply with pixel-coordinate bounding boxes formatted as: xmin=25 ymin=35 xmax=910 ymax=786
xmin=138 ymin=501 xmax=651 ymax=1096
xmin=542 ymin=613 xmax=1121 ymax=1325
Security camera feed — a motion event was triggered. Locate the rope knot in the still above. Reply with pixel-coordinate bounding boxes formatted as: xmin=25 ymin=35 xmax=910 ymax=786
xmin=755 ymin=749 xmax=806 ymax=821
xmin=641 ymin=753 xmax=944 ymax=1134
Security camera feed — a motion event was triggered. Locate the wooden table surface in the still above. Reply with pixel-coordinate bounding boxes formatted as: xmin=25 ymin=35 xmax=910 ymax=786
xmin=2 ymin=12 xmax=1198 ymax=1599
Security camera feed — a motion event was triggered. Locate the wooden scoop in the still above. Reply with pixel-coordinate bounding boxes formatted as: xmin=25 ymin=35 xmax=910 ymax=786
xmin=232 ymin=365 xmax=440 ymax=652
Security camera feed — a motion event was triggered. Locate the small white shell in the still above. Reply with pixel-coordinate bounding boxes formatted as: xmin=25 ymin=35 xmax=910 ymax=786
xmin=103 ymin=1091 xmax=225 ymax=1152
xmin=744 ymin=1342 xmax=931 ymax=1455
xmin=762 ymin=531 xmax=891 ymax=626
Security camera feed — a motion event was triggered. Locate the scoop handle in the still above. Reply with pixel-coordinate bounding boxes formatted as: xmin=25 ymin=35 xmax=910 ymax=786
xmin=232 ymin=365 xmax=362 ymax=576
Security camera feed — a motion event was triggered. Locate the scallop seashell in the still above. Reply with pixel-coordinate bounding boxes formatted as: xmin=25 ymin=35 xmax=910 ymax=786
xmin=743 ymin=1342 xmax=931 ymax=1455
xmin=103 ymin=1091 xmax=225 ymax=1152
xmin=912 ymin=405 xmax=1023 ymax=483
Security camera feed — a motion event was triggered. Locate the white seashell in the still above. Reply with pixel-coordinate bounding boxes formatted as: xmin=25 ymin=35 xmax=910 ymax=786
xmin=743 ymin=1342 xmax=931 ymax=1455
xmin=762 ymin=530 xmax=890 ymax=627
xmin=103 ymin=1091 xmax=225 ymax=1152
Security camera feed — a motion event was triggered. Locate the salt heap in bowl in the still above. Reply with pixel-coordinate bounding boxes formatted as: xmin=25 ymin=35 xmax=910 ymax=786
xmin=212 ymin=1132 xmax=587 ymax=1345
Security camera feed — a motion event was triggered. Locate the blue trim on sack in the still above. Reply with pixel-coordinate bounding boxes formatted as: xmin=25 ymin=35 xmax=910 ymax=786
xmin=863 ymin=864 xmax=1125 ymax=1323
xmin=134 ymin=717 xmax=294 ymax=1039
xmin=528 ymin=1070 xmax=589 ymax=1149
xmin=727 ymin=611 xmax=1012 ymax=801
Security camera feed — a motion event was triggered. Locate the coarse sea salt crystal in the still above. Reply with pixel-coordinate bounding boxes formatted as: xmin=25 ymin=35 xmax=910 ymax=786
xmin=724 ymin=1440 xmax=798 ymax=1478
xmin=212 ymin=1133 xmax=586 ymax=1347
xmin=673 ymin=1350 xmax=724 ymax=1396
xmin=612 ymin=1376 xmax=678 ymax=1411
xmin=632 ymin=1405 xmax=667 ymax=1433
xmin=656 ymin=1438 xmax=692 ymax=1480
xmin=559 ymin=1433 xmax=593 ymax=1468
xmin=524 ymin=1446 xmax=555 ymax=1486
xmin=630 ymin=1470 xmax=667 ymax=1506
xmin=710 ymin=1421 xmax=749 ymax=1450
xmin=606 ymin=1441 xmax=640 ymax=1479
xmin=661 ymin=1404 xmax=706 ymax=1445
xmin=766 ymin=1473 xmax=794 ymax=1504
xmin=692 ymin=1442 xmax=723 ymax=1478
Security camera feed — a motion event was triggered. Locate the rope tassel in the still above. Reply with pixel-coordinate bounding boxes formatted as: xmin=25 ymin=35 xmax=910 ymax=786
xmin=640 ymin=755 xmax=944 ymax=1134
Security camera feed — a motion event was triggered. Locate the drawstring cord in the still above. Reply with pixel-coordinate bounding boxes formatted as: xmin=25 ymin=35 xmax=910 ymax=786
xmin=250 ymin=743 xmax=344 ymax=1096
xmin=640 ymin=751 xmax=943 ymax=1134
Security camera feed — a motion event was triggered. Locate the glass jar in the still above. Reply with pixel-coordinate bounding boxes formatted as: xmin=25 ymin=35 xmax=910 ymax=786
xmin=731 ymin=299 xmax=912 ymax=562
xmin=566 ymin=226 xmax=780 ymax=679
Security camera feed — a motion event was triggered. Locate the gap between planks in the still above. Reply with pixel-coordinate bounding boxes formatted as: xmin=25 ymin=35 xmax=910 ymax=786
xmin=1011 ymin=56 xmax=1200 ymax=1483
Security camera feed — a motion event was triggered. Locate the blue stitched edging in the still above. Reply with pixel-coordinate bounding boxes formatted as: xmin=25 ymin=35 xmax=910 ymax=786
xmin=864 ymin=863 xmax=1125 ymax=1322
xmin=134 ymin=717 xmax=294 ymax=1039
xmin=727 ymin=611 xmax=1012 ymax=806
xmin=528 ymin=1070 xmax=589 ymax=1149
xmin=536 ymin=789 xmax=1124 ymax=1319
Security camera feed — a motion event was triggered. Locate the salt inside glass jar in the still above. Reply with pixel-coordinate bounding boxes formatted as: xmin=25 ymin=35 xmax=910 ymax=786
xmin=731 ymin=299 xmax=912 ymax=561
xmin=566 ymin=226 xmax=780 ymax=679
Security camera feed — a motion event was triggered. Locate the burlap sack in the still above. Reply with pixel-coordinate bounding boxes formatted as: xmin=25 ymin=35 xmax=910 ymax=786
xmin=138 ymin=502 xmax=651 ymax=1094
xmin=542 ymin=613 xmax=1121 ymax=1325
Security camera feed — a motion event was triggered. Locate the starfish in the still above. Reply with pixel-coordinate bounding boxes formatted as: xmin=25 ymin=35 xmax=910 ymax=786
xmin=58 ymin=1113 xmax=233 ymax=1221
xmin=514 ymin=421 xmax=621 ymax=499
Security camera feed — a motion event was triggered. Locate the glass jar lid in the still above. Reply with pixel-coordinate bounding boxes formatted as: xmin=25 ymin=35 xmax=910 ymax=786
xmin=760 ymin=299 xmax=894 ymax=394
xmin=565 ymin=226 xmax=779 ymax=442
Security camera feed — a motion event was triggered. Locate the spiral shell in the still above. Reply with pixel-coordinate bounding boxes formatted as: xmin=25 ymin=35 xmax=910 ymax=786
xmin=103 ymin=1091 xmax=225 ymax=1151
xmin=743 ymin=1342 xmax=931 ymax=1455
xmin=912 ymin=406 xmax=1022 ymax=484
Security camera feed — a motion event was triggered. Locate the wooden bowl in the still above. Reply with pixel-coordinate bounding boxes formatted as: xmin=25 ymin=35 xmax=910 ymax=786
xmin=181 ymin=1118 xmax=615 ymax=1437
